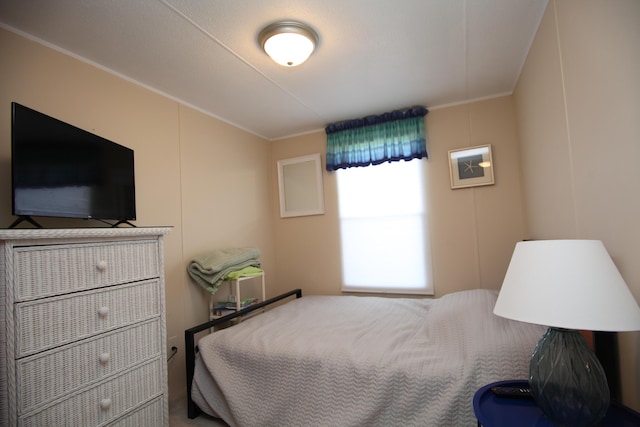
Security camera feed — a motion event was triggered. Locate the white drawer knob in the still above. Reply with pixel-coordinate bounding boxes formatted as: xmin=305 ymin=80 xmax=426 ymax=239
xmin=100 ymin=398 xmax=112 ymax=410
xmin=96 ymin=260 xmax=108 ymax=271
xmin=98 ymin=306 xmax=109 ymax=318
xmin=99 ymin=352 xmax=110 ymax=364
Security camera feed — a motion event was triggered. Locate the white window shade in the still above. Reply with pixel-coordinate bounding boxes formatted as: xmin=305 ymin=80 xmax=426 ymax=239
xmin=337 ymin=160 xmax=433 ymax=294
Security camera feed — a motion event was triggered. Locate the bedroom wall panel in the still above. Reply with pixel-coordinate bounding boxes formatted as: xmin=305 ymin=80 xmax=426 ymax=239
xmin=429 ymin=97 xmax=527 ymax=294
xmin=179 ymin=104 xmax=274 ymax=330
xmin=512 ymin=1 xmax=576 ymax=240
xmin=514 ymin=0 xmax=640 ymax=411
xmin=271 ymin=96 xmax=527 ymax=298
xmin=270 ymin=132 xmax=343 ymax=297
xmin=426 ymin=105 xmax=481 ymax=295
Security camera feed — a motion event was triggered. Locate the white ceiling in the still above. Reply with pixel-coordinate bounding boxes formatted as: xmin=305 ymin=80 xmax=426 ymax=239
xmin=0 ymin=0 xmax=548 ymax=140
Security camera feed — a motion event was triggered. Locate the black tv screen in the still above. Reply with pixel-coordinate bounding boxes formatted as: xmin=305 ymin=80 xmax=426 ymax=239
xmin=11 ymin=102 xmax=136 ymax=223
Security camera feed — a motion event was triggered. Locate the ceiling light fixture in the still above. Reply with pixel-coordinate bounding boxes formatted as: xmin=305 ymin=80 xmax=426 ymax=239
xmin=258 ymin=21 xmax=319 ymax=67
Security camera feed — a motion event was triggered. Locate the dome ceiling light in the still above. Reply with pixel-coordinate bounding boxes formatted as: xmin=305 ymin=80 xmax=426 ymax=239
xmin=258 ymin=21 xmax=319 ymax=67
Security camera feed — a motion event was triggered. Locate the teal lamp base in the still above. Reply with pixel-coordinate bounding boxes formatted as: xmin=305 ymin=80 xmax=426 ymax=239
xmin=529 ymin=328 xmax=610 ymax=427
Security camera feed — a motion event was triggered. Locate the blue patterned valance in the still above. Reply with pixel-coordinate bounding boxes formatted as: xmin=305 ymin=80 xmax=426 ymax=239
xmin=325 ymin=106 xmax=428 ymax=171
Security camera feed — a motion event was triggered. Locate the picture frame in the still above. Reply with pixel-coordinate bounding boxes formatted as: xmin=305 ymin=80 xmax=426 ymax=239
xmin=448 ymin=144 xmax=495 ymax=189
xmin=277 ymin=153 xmax=325 ymax=218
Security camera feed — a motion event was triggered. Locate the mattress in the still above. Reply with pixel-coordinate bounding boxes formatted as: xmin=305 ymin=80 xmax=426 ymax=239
xmin=192 ymin=289 xmax=546 ymax=426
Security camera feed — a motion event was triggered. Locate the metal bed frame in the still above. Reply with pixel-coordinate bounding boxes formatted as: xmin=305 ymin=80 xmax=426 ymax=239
xmin=184 ymin=288 xmax=302 ymax=419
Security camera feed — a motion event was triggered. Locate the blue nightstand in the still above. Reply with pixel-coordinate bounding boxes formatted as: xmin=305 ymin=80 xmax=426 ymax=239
xmin=473 ymin=380 xmax=640 ymax=427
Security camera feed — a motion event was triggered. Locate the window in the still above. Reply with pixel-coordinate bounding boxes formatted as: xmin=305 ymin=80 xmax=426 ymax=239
xmin=336 ymin=159 xmax=433 ymax=294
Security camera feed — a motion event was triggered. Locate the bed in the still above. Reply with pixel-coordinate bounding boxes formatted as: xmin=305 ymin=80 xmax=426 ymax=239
xmin=185 ymin=288 xmax=547 ymax=426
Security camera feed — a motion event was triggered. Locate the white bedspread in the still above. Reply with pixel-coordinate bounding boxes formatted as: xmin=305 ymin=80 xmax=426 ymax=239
xmin=192 ymin=289 xmax=546 ymax=426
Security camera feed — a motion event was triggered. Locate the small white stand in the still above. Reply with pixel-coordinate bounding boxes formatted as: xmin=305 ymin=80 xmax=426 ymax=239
xmin=209 ymin=272 xmax=266 ymax=320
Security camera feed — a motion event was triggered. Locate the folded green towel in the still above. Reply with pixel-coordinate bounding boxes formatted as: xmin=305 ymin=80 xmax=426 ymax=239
xmin=187 ymin=247 xmax=261 ymax=294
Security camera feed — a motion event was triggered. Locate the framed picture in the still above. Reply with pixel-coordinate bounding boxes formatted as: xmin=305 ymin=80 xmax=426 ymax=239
xmin=448 ymin=144 xmax=495 ymax=189
xmin=277 ymin=153 xmax=325 ymax=218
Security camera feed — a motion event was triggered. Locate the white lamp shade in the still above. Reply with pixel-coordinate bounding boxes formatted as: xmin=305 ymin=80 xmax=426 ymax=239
xmin=494 ymin=240 xmax=640 ymax=331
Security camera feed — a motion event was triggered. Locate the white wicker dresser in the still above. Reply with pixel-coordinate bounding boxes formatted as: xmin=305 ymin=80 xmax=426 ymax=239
xmin=0 ymin=227 xmax=171 ymax=427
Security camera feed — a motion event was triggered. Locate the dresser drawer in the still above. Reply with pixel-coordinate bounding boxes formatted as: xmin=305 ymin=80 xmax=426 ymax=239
xmin=15 ymin=280 xmax=161 ymax=357
xmin=14 ymin=240 xmax=160 ymax=301
xmin=106 ymin=397 xmax=164 ymax=427
xmin=17 ymin=319 xmax=161 ymax=414
xmin=19 ymin=358 xmax=163 ymax=427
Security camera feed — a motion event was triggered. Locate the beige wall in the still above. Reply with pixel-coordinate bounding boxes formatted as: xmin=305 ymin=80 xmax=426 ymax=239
xmin=270 ymin=95 xmax=527 ymax=298
xmin=0 ymin=28 xmax=275 ymax=403
xmin=270 ymin=132 xmax=342 ymax=296
xmin=514 ymin=0 xmax=640 ymax=409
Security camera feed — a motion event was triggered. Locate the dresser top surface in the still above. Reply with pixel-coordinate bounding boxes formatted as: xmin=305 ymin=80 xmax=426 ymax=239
xmin=0 ymin=227 xmax=172 ymax=241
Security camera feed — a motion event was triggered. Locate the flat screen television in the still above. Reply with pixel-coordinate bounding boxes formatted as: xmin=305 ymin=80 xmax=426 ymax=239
xmin=10 ymin=102 xmax=136 ymax=227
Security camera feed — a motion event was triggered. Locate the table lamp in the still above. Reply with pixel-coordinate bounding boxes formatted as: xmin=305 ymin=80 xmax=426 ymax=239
xmin=493 ymin=240 xmax=640 ymax=427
